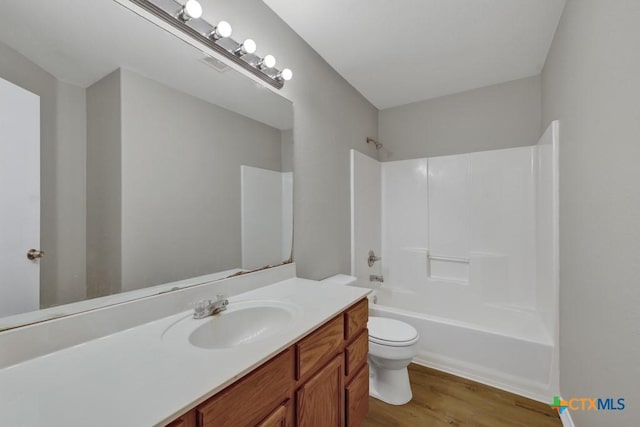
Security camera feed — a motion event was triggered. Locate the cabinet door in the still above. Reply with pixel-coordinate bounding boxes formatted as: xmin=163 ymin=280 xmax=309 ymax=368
xmin=296 ymin=355 xmax=344 ymax=427
xmin=257 ymin=400 xmax=291 ymax=427
xmin=345 ymin=364 xmax=369 ymax=427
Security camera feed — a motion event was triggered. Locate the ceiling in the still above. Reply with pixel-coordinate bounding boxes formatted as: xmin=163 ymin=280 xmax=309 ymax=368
xmin=263 ymin=0 xmax=566 ymax=109
xmin=0 ymin=0 xmax=292 ymax=129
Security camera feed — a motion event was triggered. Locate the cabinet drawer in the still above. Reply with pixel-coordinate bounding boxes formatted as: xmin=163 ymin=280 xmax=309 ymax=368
xmin=345 ymin=329 xmax=368 ymax=380
xmin=197 ymin=348 xmax=294 ymax=427
xmin=296 ymin=315 xmax=344 ymax=380
xmin=345 ymin=298 xmax=368 ymax=341
xmin=345 ymin=364 xmax=370 ymax=427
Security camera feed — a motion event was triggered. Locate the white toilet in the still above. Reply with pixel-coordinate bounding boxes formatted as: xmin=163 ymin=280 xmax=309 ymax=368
xmin=367 ymin=316 xmax=419 ymax=405
xmin=319 ymin=274 xmax=419 ymax=406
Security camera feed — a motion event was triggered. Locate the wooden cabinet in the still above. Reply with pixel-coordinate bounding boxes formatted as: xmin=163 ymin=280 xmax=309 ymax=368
xmin=197 ymin=349 xmax=293 ymax=427
xmin=296 ymin=355 xmax=344 ymax=427
xmin=256 ymin=400 xmax=291 ymax=427
xmin=345 ymin=299 xmax=368 ymax=341
xmin=345 ymin=365 xmax=369 ymax=427
xmin=345 ymin=329 xmax=368 ymax=382
xmin=296 ymin=315 xmax=344 ymax=381
xmin=344 ymin=300 xmax=369 ymax=427
xmin=164 ymin=298 xmax=369 ymax=427
xmin=165 ymin=411 xmax=196 ymax=427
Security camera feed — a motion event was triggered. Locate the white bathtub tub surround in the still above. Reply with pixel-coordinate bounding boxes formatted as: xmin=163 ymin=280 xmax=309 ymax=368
xmin=368 ymin=316 xmax=419 ymax=405
xmin=349 ymin=121 xmax=560 ymax=402
xmin=0 ymin=268 xmax=370 ymax=426
xmin=369 ymin=286 xmax=553 ymax=401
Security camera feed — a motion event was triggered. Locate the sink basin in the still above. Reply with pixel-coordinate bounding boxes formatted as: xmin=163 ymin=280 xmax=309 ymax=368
xmin=163 ymin=300 xmax=298 ymax=350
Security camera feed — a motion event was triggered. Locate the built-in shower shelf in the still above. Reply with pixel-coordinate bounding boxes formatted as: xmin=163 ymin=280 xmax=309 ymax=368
xmin=427 ymin=254 xmax=470 ymax=263
xmin=426 ymin=251 xmax=471 ymax=282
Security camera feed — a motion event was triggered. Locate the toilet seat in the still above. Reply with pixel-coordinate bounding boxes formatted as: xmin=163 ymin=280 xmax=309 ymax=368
xmin=368 ymin=317 xmax=419 ymax=347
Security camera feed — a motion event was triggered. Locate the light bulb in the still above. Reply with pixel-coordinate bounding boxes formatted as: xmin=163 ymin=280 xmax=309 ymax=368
xmin=209 ymin=21 xmax=232 ymax=40
xmin=258 ymin=54 xmax=276 ymax=69
xmin=178 ymin=0 xmax=202 ymax=21
xmin=277 ymin=68 xmax=293 ymax=81
xmin=234 ymin=39 xmax=257 ymax=56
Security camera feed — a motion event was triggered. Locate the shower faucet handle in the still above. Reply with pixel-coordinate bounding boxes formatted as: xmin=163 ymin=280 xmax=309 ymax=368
xmin=368 ymin=250 xmax=382 ymax=267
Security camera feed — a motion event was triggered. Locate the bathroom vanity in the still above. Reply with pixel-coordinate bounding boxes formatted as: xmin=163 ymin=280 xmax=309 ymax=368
xmin=0 ymin=266 xmax=371 ymax=426
xmin=166 ymin=297 xmax=369 ymax=427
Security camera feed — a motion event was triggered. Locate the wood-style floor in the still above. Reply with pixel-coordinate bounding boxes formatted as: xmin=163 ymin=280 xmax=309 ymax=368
xmin=363 ymin=364 xmax=562 ymax=427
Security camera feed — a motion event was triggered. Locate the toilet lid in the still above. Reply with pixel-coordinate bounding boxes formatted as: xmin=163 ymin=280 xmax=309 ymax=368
xmin=368 ymin=317 xmax=418 ymax=345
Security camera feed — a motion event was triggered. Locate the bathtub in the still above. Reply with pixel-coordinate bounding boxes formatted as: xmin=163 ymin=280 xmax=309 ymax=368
xmin=361 ymin=284 xmax=556 ymax=402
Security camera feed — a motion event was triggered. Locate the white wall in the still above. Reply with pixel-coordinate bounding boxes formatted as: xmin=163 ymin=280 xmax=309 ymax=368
xmin=378 ymin=147 xmax=539 ymax=312
xmin=53 ymin=82 xmax=87 ymax=305
xmin=119 ymin=69 xmax=283 ymax=291
xmin=378 ymin=76 xmax=542 ymax=160
xmin=535 ymin=123 xmax=559 ymax=346
xmin=350 ymin=150 xmax=381 ymax=282
xmin=542 ymin=1 xmax=640 ymax=425
xmin=241 ymin=166 xmax=292 ymax=270
xmin=381 ymin=158 xmax=429 ymax=288
xmin=0 ymin=41 xmax=86 ymax=307
xmin=203 ymin=0 xmax=379 ymax=280
xmin=86 ymin=70 xmax=121 ymax=298
xmin=428 ymin=154 xmax=472 ymax=282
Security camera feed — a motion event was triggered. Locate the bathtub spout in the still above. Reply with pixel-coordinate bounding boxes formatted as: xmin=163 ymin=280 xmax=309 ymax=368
xmin=370 ymin=275 xmax=384 ymax=283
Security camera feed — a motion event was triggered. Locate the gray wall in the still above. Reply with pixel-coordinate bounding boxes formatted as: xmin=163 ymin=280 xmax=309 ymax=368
xmin=281 ymin=129 xmax=294 ymax=173
xmin=0 ymin=41 xmax=86 ymax=307
xmin=378 ymin=76 xmax=542 ymax=160
xmin=119 ymin=69 xmax=282 ymax=290
xmin=542 ymin=1 xmax=640 ymax=425
xmin=86 ymin=70 xmax=122 ymax=298
xmin=212 ymin=0 xmax=379 ymax=280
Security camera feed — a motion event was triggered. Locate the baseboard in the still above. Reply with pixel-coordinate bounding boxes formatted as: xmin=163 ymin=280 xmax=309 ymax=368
xmin=412 ymin=356 xmax=552 ymax=403
xmin=560 ymin=407 xmax=575 ymax=427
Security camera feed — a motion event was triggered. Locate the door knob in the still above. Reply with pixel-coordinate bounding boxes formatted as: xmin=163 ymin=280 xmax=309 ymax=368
xmin=27 ymin=249 xmax=44 ymax=260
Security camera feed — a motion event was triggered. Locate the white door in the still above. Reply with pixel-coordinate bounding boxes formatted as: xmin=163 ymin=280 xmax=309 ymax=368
xmin=0 ymin=77 xmax=40 ymax=317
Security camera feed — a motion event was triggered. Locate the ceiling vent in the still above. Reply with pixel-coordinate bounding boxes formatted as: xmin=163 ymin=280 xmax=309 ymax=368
xmin=200 ymin=57 xmax=230 ymax=73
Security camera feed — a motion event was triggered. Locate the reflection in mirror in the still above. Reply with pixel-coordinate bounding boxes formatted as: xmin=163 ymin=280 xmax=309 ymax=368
xmin=0 ymin=0 xmax=293 ymax=328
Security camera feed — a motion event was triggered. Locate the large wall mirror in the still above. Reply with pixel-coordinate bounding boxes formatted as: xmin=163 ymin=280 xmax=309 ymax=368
xmin=0 ymin=0 xmax=294 ymax=329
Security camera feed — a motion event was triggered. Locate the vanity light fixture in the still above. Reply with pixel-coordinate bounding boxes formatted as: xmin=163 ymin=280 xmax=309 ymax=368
xmin=208 ymin=20 xmax=232 ymax=40
xmin=257 ymin=54 xmax=276 ymax=70
xmin=127 ymin=0 xmax=293 ymax=89
xmin=234 ymin=39 xmax=257 ymax=56
xmin=177 ymin=0 xmax=202 ymax=22
xmin=276 ymin=68 xmax=293 ymax=82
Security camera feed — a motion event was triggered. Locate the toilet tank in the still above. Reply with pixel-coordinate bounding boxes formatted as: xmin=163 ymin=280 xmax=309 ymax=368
xmin=321 ymin=274 xmax=376 ymax=304
xmin=320 ymin=274 xmax=358 ymax=286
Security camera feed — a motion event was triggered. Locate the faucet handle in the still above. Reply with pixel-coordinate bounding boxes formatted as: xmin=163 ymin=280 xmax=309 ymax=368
xmin=193 ymin=299 xmax=210 ymax=317
xmin=216 ymin=294 xmax=229 ymax=308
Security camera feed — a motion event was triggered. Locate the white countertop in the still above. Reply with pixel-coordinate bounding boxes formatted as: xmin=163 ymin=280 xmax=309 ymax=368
xmin=0 ymin=278 xmax=369 ymax=427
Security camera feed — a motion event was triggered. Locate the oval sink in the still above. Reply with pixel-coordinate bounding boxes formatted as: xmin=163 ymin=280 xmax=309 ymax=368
xmin=162 ymin=300 xmax=298 ymax=350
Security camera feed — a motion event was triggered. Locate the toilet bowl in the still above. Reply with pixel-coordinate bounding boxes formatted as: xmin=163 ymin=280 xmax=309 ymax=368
xmin=368 ymin=316 xmax=419 ymax=405
xmin=318 ymin=276 xmax=418 ymax=404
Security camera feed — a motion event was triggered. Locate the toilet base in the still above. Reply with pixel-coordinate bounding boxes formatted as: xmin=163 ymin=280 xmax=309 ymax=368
xmin=369 ymin=363 xmax=412 ymax=405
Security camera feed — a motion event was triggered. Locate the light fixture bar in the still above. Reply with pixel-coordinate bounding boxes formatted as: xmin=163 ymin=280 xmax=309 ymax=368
xmin=127 ymin=0 xmax=291 ymax=89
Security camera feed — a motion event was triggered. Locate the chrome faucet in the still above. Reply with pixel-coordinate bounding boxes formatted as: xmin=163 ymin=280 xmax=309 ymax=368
xmin=370 ymin=275 xmax=384 ymax=283
xmin=193 ymin=295 xmax=229 ymax=319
